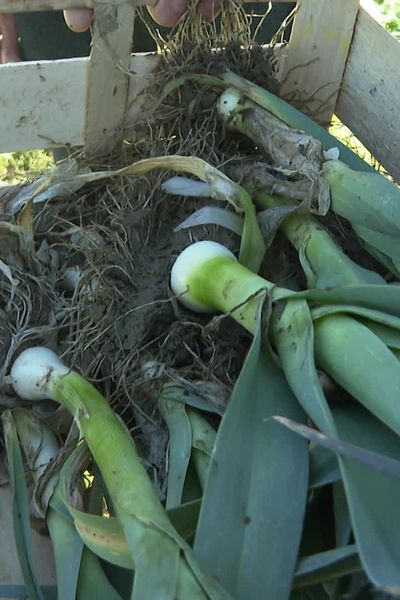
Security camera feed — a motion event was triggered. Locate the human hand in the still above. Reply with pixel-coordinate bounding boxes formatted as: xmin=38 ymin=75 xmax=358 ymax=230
xmin=0 ymin=13 xmax=21 ymax=63
xmin=63 ymin=0 xmax=219 ymax=31
xmin=63 ymin=0 xmax=292 ymax=32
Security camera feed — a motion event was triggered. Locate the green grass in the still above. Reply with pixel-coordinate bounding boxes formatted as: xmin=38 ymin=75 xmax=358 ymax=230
xmin=375 ymin=0 xmax=400 ymax=40
xmin=0 ymin=150 xmax=54 ymax=184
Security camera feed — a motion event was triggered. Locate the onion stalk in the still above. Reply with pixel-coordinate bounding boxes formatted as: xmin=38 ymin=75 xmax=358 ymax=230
xmin=217 ymin=84 xmax=400 ymax=278
xmin=171 ymin=242 xmax=400 ymax=436
xmin=254 ymin=192 xmax=385 ymax=288
xmin=10 ymin=347 xmax=230 ymax=600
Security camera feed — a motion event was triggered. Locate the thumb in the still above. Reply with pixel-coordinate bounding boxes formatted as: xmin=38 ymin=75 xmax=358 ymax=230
xmin=63 ymin=8 xmax=94 ymax=32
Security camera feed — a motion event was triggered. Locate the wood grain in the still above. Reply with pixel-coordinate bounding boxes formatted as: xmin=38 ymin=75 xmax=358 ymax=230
xmin=83 ymin=0 xmax=134 ymax=157
xmin=279 ymin=0 xmax=360 ymax=125
xmin=336 ymin=7 xmax=400 ymax=181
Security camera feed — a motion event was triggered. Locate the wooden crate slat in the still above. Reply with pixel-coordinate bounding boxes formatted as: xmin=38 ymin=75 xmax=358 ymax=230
xmin=279 ymin=0 xmax=360 ymax=126
xmin=0 ymin=58 xmax=87 ymax=153
xmin=84 ymin=1 xmax=135 ymax=157
xmin=124 ymin=52 xmax=160 ymax=129
xmin=336 ymin=7 xmax=400 ymax=181
xmin=0 ymin=54 xmax=160 ymax=153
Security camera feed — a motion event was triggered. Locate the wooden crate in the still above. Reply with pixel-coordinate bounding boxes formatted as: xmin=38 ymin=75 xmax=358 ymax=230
xmin=0 ymin=0 xmax=398 ymax=595
xmin=0 ymin=0 xmax=399 ymax=181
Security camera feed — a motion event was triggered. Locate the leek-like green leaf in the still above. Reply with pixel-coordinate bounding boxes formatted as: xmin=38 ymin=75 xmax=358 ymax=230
xmin=168 ymin=499 xmax=202 ymax=541
xmin=158 ymin=395 xmax=193 ymax=510
xmin=279 ymin=285 xmax=400 ymax=317
xmin=2 ymin=410 xmax=44 ymax=600
xmin=255 ymin=191 xmax=385 ymax=288
xmin=237 ymin=186 xmax=266 ymax=272
xmin=194 ymin=312 xmax=309 ymax=599
xmin=47 ymin=506 xmax=84 ymax=600
xmin=49 ymin=373 xmax=230 ymax=600
xmin=187 ymin=410 xmax=216 ymax=490
xmin=314 ymin=315 xmax=400 ymax=436
xmin=294 ymin=545 xmax=360 ymax=589
xmin=333 ymin=405 xmax=400 ymax=594
xmin=323 ymin=159 xmax=400 ymax=277
xmin=361 ymin=319 xmax=400 ymax=349
xmin=309 ymin=445 xmax=340 ymax=489
xmin=159 ymin=384 xmax=225 ymax=416
xmin=323 ymin=160 xmax=400 ymax=236
xmin=332 ymin=482 xmax=351 ymax=547
xmin=274 ymin=301 xmax=400 ymax=591
xmin=311 ymin=304 xmax=400 ymax=331
xmin=275 ymin=417 xmax=400 ymax=482
xmin=76 ymin=549 xmax=123 ymax=600
xmin=55 ymin=434 xmax=204 ymax=589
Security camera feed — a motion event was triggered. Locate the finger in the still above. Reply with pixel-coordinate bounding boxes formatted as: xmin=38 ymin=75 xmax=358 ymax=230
xmin=197 ymin=0 xmax=221 ymax=21
xmin=63 ymin=8 xmax=94 ymax=32
xmin=147 ymin=0 xmax=188 ymax=28
xmin=0 ymin=14 xmax=21 ymax=63
xmin=1 ymin=44 xmax=21 ymax=63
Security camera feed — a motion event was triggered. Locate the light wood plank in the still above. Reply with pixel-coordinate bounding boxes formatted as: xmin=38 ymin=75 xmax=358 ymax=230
xmin=336 ymin=7 xmax=400 ymax=182
xmin=83 ymin=1 xmax=135 ymax=157
xmin=279 ymin=0 xmax=360 ymax=125
xmin=0 ymin=58 xmax=87 ymax=153
xmin=0 ymin=53 xmax=160 ymax=153
xmin=124 ymin=52 xmax=160 ymax=131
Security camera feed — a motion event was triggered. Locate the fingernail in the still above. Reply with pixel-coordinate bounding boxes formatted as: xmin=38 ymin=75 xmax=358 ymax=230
xmin=63 ymin=8 xmax=93 ymax=32
xmin=148 ymin=0 xmax=188 ymax=28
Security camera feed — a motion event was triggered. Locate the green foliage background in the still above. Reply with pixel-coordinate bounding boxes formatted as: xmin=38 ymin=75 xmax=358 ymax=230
xmin=376 ymin=0 xmax=400 ymax=40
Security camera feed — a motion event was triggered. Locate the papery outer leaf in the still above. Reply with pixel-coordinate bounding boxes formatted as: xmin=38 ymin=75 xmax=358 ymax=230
xmin=174 ymin=206 xmax=243 ymax=236
xmin=163 ymin=177 xmax=213 ymax=198
xmin=222 ymin=70 xmax=373 ymax=174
